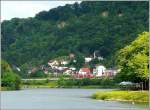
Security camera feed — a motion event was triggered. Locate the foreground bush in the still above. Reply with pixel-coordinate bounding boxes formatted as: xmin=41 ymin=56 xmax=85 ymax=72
xmin=57 ymin=77 xmax=116 ymax=87
xmin=1 ymin=60 xmax=21 ymax=90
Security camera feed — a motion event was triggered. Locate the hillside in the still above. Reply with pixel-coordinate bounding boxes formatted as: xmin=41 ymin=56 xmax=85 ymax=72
xmin=1 ymin=1 xmax=149 ymax=76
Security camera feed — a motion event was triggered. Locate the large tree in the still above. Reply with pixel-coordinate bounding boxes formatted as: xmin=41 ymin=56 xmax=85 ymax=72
xmin=116 ymin=32 xmax=148 ymax=82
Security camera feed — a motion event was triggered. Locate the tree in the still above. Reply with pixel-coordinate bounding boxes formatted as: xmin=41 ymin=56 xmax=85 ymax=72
xmin=89 ymin=58 xmax=100 ymax=67
xmin=116 ymin=32 xmax=148 ymax=82
xmin=1 ymin=60 xmax=21 ymax=90
xmin=68 ymin=54 xmax=85 ymax=70
xmin=29 ymin=70 xmax=48 ymax=78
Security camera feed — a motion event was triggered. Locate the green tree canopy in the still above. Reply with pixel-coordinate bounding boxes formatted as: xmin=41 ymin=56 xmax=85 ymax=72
xmin=1 ymin=60 xmax=21 ymax=90
xmin=116 ymin=32 xmax=148 ymax=82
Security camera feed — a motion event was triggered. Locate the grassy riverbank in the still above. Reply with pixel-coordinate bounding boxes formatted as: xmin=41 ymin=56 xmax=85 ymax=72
xmin=22 ymin=80 xmax=58 ymax=88
xmin=21 ymin=84 xmax=117 ymax=89
xmin=92 ymin=90 xmax=149 ymax=103
xmin=1 ymin=87 xmax=19 ymax=91
xmin=21 ymin=78 xmax=118 ymax=89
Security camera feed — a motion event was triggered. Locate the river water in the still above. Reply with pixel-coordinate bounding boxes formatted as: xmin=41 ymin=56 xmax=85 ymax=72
xmin=1 ymin=88 xmax=148 ymax=110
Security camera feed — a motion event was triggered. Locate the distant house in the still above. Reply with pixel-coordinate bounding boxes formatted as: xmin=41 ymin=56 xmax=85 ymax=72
xmin=69 ymin=67 xmax=76 ymax=71
xmin=57 ymin=66 xmax=68 ymax=71
xmin=43 ymin=67 xmax=50 ymax=74
xmin=60 ymin=61 xmax=68 ymax=65
xmin=104 ymin=69 xmax=120 ymax=77
xmin=48 ymin=60 xmax=59 ymax=67
xmin=69 ymin=53 xmax=75 ymax=59
xmin=79 ymin=67 xmax=91 ymax=75
xmin=44 ymin=70 xmax=49 ymax=74
xmin=94 ymin=65 xmax=106 ymax=77
xmin=85 ymin=57 xmax=92 ymax=63
xmin=63 ymin=67 xmax=76 ymax=75
xmin=28 ymin=67 xmax=38 ymax=74
xmin=97 ymin=56 xmax=104 ymax=60
xmin=78 ymin=67 xmax=93 ymax=78
xmin=63 ymin=69 xmax=72 ymax=75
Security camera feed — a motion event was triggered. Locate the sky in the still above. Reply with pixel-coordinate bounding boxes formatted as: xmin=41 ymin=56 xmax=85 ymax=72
xmin=1 ymin=1 xmax=81 ymax=21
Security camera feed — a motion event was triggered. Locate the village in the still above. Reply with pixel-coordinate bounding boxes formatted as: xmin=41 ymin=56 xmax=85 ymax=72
xmin=34 ymin=52 xmax=121 ymax=79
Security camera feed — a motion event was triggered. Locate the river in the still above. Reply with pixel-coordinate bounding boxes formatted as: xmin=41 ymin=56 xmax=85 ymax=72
xmin=1 ymin=88 xmax=148 ymax=110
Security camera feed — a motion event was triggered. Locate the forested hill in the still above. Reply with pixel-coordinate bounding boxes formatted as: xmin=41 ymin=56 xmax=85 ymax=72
xmin=2 ymin=1 xmax=149 ymax=69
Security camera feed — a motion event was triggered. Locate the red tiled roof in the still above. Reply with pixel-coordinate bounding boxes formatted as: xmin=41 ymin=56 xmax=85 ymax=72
xmin=80 ymin=68 xmax=91 ymax=73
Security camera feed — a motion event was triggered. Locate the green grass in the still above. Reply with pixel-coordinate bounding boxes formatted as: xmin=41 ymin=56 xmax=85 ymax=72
xmin=80 ymin=85 xmax=118 ymax=89
xmin=21 ymin=80 xmax=58 ymax=88
xmin=21 ymin=78 xmax=119 ymax=89
xmin=1 ymin=86 xmax=18 ymax=91
xmin=92 ymin=90 xmax=149 ymax=103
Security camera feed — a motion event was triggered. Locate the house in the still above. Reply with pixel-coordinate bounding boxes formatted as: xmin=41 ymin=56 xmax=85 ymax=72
xmin=28 ymin=67 xmax=38 ymax=74
xmin=77 ymin=67 xmax=93 ymax=78
xmin=85 ymin=57 xmax=92 ymax=63
xmin=60 ymin=61 xmax=68 ymax=65
xmin=104 ymin=69 xmax=120 ymax=77
xmin=64 ymin=69 xmax=72 ymax=75
xmin=79 ymin=67 xmax=91 ymax=75
xmin=63 ymin=67 xmax=77 ymax=75
xmin=97 ymin=56 xmax=104 ymax=60
xmin=69 ymin=67 xmax=76 ymax=71
xmin=94 ymin=65 xmax=106 ymax=77
xmin=48 ymin=60 xmax=59 ymax=67
xmin=43 ymin=67 xmax=50 ymax=74
xmin=44 ymin=70 xmax=49 ymax=74
xmin=69 ymin=53 xmax=75 ymax=59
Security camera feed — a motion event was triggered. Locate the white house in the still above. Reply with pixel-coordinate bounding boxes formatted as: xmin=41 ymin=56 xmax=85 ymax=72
xmin=69 ymin=67 xmax=76 ymax=71
xmin=85 ymin=57 xmax=92 ymax=63
xmin=48 ymin=60 xmax=59 ymax=67
xmin=97 ymin=56 xmax=104 ymax=60
xmin=64 ymin=69 xmax=72 ymax=75
xmin=95 ymin=65 xmax=106 ymax=77
xmin=60 ymin=61 xmax=68 ymax=65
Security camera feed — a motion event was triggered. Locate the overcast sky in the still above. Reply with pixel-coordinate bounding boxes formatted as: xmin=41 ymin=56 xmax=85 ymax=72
xmin=1 ymin=1 xmax=81 ymax=21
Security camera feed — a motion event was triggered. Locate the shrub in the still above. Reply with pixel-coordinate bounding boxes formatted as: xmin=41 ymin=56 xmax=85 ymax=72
xmin=2 ymin=72 xmax=21 ymax=90
xmin=57 ymin=77 xmax=116 ymax=87
xmin=29 ymin=70 xmax=48 ymax=78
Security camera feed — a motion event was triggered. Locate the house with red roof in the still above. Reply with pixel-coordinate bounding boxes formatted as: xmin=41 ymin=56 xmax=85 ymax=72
xmin=77 ymin=67 xmax=94 ymax=78
xmin=79 ymin=68 xmax=91 ymax=75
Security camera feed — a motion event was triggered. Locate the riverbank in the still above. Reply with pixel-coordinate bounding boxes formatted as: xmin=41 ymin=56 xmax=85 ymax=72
xmin=1 ymin=87 xmax=19 ymax=91
xmin=21 ymin=78 xmax=118 ymax=89
xmin=92 ymin=90 xmax=149 ymax=104
xmin=21 ymin=84 xmax=118 ymax=89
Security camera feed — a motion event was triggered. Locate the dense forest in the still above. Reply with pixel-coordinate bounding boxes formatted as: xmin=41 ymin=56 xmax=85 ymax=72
xmin=1 ymin=1 xmax=149 ymax=77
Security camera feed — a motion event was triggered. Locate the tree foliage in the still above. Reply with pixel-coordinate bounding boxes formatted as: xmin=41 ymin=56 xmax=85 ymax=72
xmin=1 ymin=60 xmax=21 ymax=90
xmin=116 ymin=32 xmax=148 ymax=82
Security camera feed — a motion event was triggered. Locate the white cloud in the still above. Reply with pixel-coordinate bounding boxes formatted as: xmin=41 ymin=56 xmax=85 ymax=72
xmin=1 ymin=1 xmax=81 ymax=21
